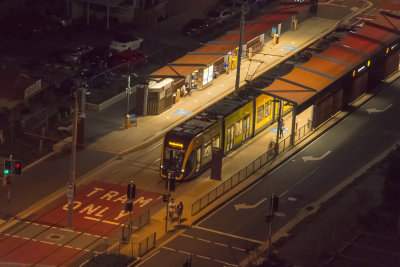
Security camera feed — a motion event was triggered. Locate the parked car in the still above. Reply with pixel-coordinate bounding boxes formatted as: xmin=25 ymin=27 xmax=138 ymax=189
xmin=81 ymin=46 xmax=114 ymax=68
xmin=108 ymin=50 xmax=148 ymax=69
xmin=220 ymin=0 xmax=251 ymax=15
xmin=54 ymin=45 xmax=93 ymax=65
xmin=182 ymin=19 xmax=216 ymax=36
xmin=109 ymin=34 xmax=143 ymax=53
xmin=207 ymin=8 xmax=237 ymax=24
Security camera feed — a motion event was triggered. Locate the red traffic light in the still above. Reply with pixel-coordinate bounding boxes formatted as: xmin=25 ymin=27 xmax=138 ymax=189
xmin=14 ymin=160 xmax=22 ymax=175
xmin=6 ymin=176 xmax=11 ymax=184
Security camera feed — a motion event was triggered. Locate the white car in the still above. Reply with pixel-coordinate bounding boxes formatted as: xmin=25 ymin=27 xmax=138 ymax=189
xmin=109 ymin=35 xmax=143 ymax=53
xmin=207 ymin=8 xmax=237 ymax=24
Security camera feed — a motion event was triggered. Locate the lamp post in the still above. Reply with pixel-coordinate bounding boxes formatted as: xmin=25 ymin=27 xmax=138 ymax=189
xmin=66 ymin=91 xmax=79 ymax=229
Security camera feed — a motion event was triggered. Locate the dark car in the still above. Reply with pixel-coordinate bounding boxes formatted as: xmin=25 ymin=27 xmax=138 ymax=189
xmin=108 ymin=50 xmax=148 ymax=69
xmin=81 ymin=46 xmax=114 ymax=68
xmin=182 ymin=19 xmax=215 ymax=36
xmin=54 ymin=45 xmax=93 ymax=65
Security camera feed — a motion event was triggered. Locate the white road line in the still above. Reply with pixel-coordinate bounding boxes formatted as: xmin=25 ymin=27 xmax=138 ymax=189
xmin=64 ymin=245 xmax=73 ymax=249
xmin=162 ymin=246 xmax=176 ymax=252
xmin=192 ymin=226 xmax=263 ymax=244
xmin=147 ymin=142 xmax=162 ymax=153
xmin=180 ymin=234 xmax=194 ymax=238
xmin=153 ymin=158 xmax=161 ymax=164
xmin=40 ymin=240 xmax=55 ymax=245
xmin=197 ymin=237 xmax=211 ymax=243
xmin=112 ymin=167 xmax=123 ymax=174
xmin=196 ymin=255 xmax=211 ymax=260
xmin=215 ymin=259 xmax=238 ymax=266
xmin=232 ymin=246 xmax=246 ymax=252
xmin=178 ymin=250 xmax=191 ymax=255
xmin=279 ymin=166 xmax=320 ymax=198
xmin=214 ymin=242 xmax=228 ymax=247
xmin=135 ymin=250 xmax=160 ymax=266
xmin=22 ymin=237 xmax=30 ymax=240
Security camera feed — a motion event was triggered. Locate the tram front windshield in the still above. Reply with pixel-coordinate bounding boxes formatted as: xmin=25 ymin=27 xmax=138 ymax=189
xmin=164 ymin=147 xmax=184 ymax=162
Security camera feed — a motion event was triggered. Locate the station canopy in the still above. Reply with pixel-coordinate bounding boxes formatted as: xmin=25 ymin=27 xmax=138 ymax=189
xmin=148 ymin=3 xmax=306 ymax=79
xmin=255 ymin=10 xmax=400 ymax=111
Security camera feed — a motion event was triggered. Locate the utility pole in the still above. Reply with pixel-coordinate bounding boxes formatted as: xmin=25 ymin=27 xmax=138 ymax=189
xmin=125 ymin=75 xmax=132 ymax=129
xmin=66 ymin=91 xmax=78 ymax=229
xmin=275 ymin=100 xmax=282 ymax=155
xmin=165 ymin=172 xmax=172 ymax=233
xmin=235 ymin=3 xmax=245 ymax=93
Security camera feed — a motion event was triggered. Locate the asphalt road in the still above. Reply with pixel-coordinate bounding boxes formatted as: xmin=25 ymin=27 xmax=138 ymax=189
xmin=138 ymin=76 xmax=400 ymax=266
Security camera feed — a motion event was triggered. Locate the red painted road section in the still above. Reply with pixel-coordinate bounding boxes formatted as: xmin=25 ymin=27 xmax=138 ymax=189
xmin=30 ymin=181 xmax=162 ymax=236
xmin=0 ymin=235 xmax=81 ymax=266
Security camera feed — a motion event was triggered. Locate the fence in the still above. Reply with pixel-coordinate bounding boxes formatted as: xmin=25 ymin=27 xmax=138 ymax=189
xmin=102 ymin=232 xmax=157 ymax=258
xmin=191 ymin=122 xmax=312 ymax=216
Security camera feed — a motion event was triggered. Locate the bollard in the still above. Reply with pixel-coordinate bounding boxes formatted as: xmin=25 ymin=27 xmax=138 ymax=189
xmin=125 ymin=114 xmax=130 ymax=129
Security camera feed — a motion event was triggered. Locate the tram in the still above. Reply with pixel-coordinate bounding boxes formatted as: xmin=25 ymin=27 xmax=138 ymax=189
xmin=160 ymin=89 xmax=291 ymax=181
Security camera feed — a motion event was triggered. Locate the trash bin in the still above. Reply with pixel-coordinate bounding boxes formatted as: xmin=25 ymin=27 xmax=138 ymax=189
xmin=130 ymin=114 xmax=137 ymax=127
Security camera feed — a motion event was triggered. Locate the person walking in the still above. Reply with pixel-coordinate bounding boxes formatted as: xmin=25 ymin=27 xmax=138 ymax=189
xmin=176 ymin=201 xmax=183 ymax=223
xmin=168 ymin=199 xmax=176 ymax=222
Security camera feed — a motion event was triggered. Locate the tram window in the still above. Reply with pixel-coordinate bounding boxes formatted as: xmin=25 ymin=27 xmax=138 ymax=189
xmin=265 ymin=101 xmax=271 ymax=117
xmin=235 ymin=120 xmax=242 ymax=137
xmin=212 ymin=135 xmax=220 ymax=148
xmin=203 ymin=142 xmax=212 ymax=159
xmin=257 ymin=105 xmax=264 ymax=123
xmin=165 ymin=147 xmax=184 ymax=160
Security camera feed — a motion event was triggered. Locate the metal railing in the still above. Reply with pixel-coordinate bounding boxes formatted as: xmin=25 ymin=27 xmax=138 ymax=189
xmin=191 ymin=122 xmax=312 ymax=216
xmin=102 ymin=232 xmax=156 ymax=258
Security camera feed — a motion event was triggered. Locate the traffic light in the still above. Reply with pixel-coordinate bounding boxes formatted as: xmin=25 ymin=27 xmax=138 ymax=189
xmin=6 ymin=176 xmax=11 ymax=184
xmin=4 ymin=160 xmax=12 ymax=175
xmin=14 ymin=160 xmax=22 ymax=175
xmin=270 ymin=195 xmax=279 ymax=212
xmin=125 ymin=201 xmax=133 ymax=212
xmin=127 ymin=183 xmax=136 ymax=200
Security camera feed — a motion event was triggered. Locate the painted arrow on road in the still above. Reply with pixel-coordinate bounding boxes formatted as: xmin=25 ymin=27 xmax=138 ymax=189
xmin=234 ymin=197 xmax=268 ymax=210
xmin=367 ymin=104 xmax=393 ymax=114
xmin=302 ymin=151 xmax=331 ymax=162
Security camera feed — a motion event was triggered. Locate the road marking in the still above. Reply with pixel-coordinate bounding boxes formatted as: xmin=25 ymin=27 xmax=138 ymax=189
xmin=234 ymin=197 xmax=268 ymax=210
xmin=84 ymin=216 xmax=100 ymax=222
xmin=40 ymin=240 xmax=55 ymax=245
xmin=178 ymin=250 xmax=191 ymax=255
xmin=232 ymin=246 xmax=246 ymax=252
xmin=196 ymin=255 xmax=211 ymax=260
xmin=215 ymin=259 xmax=238 ymax=266
xmin=102 ymin=220 xmax=120 ymax=226
xmin=65 ymin=245 xmax=73 ymax=249
xmin=302 ymin=151 xmax=331 ymax=162
xmin=192 ymin=226 xmax=263 ymax=244
xmin=180 ymin=234 xmax=193 ymax=238
xmin=147 ymin=142 xmax=162 ymax=153
xmin=214 ymin=242 xmax=228 ymax=247
xmin=153 ymin=158 xmax=161 ymax=164
xmin=22 ymin=237 xmax=30 ymax=240
xmin=279 ymin=166 xmax=320 ymax=198
xmin=197 ymin=237 xmax=211 ymax=243
xmin=136 ymin=250 xmax=160 ymax=267
xmin=162 ymin=246 xmax=176 ymax=252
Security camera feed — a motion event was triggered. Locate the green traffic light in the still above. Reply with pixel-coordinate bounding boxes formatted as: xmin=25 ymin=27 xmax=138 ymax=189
xmin=4 ymin=169 xmax=9 ymax=174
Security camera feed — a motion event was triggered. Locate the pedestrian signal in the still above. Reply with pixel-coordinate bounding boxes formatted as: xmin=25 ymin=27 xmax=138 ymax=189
xmin=6 ymin=176 xmax=11 ymax=184
xmin=4 ymin=160 xmax=12 ymax=175
xmin=162 ymin=193 xmax=170 ymax=203
xmin=14 ymin=160 xmax=22 ymax=175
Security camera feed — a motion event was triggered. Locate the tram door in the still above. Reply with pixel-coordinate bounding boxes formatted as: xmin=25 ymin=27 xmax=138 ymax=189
xmin=195 ymin=148 xmax=201 ymax=172
xmin=243 ymin=116 xmax=250 ymax=140
xmin=226 ymin=126 xmax=234 ymax=152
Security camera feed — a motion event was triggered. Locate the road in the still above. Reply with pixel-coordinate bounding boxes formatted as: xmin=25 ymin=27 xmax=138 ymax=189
xmin=137 ymin=77 xmax=400 ymax=266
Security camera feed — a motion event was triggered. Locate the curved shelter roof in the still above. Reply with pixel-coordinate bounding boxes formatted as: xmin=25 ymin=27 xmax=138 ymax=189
xmin=256 ymin=11 xmax=400 ymax=109
xmin=149 ymin=3 xmax=307 ymax=79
